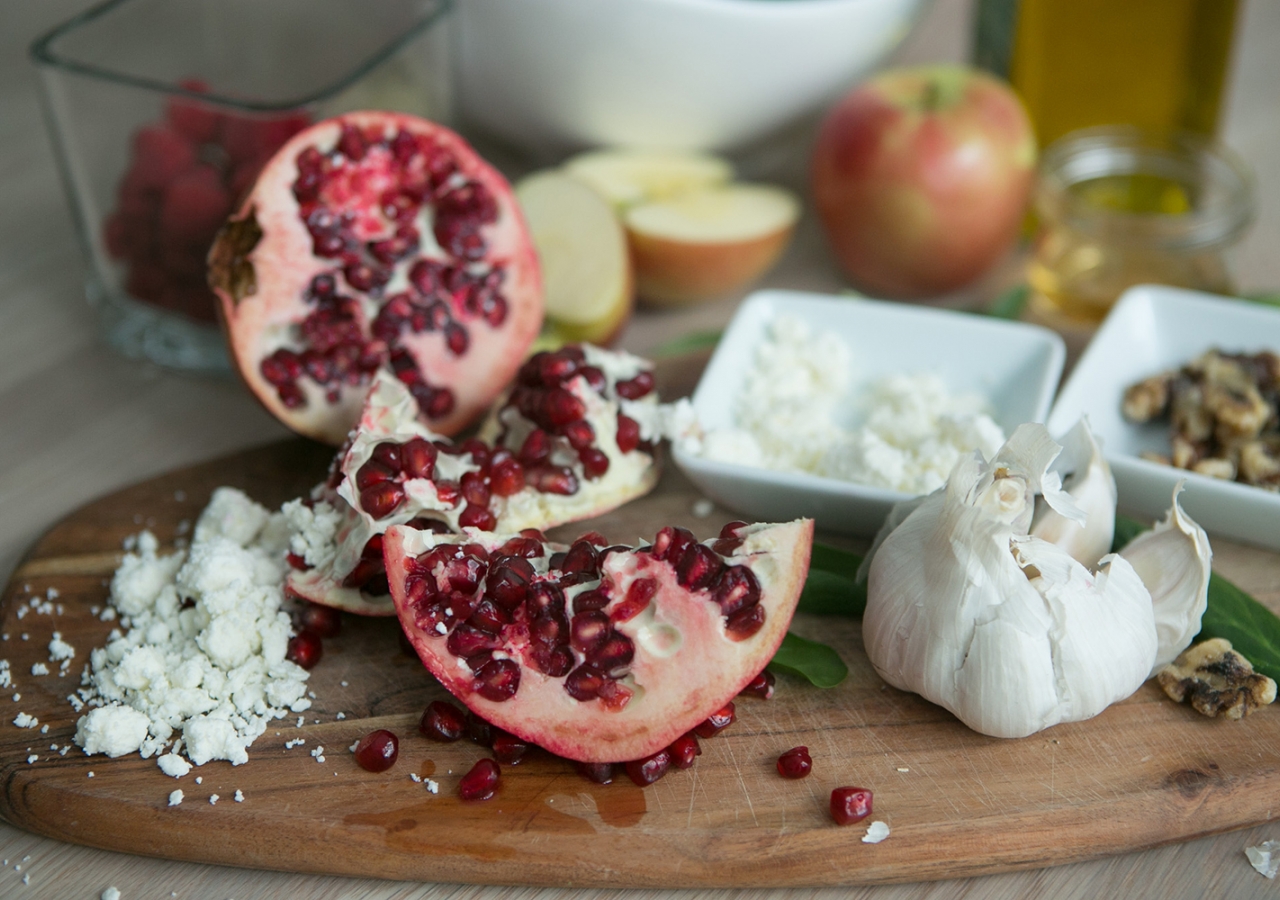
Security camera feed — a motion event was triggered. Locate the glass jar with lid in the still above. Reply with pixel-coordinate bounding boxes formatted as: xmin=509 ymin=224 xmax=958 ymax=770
xmin=1027 ymin=126 xmax=1254 ymax=326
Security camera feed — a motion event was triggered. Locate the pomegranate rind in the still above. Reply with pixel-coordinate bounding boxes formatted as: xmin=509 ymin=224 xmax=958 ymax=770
xmin=385 ymin=519 xmax=814 ymax=763
xmin=210 ymin=111 xmax=543 ymax=445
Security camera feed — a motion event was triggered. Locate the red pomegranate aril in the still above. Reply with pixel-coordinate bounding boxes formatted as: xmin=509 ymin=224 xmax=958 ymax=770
xmin=286 ymin=630 xmax=323 ymax=669
xmin=651 ymin=526 xmax=697 ymax=564
xmin=485 ymin=563 xmax=531 ymax=609
xmin=739 ymin=670 xmax=776 ymax=700
xmin=371 ymin=440 xmax=403 ymax=470
xmin=464 ymin=710 xmax=493 ymax=746
xmin=579 ymin=365 xmax=606 ymax=392
xmin=563 ymin=419 xmax=595 ymax=450
xmin=531 ymin=643 xmax=574 ymax=677
xmin=447 ymin=622 xmax=501 ymax=658
xmin=669 ymin=733 xmax=701 ymax=769
xmin=473 ymin=657 xmax=520 ymax=702
xmin=458 ymin=503 xmax=497 ymax=531
xmin=401 ymin=437 xmax=437 ymax=479
xmin=693 ymin=702 xmax=735 ymax=739
xmin=458 ymin=758 xmax=501 ymax=801
xmin=356 ymin=458 xmax=395 ymax=491
xmin=526 ymin=581 xmax=565 ymax=615
xmin=626 ymin=748 xmax=672 ymax=786
xmin=676 ymin=544 xmax=724 ymax=591
xmin=527 ymin=465 xmax=578 ymax=495
xmin=615 ymin=414 xmax=641 ymax=454
xmin=461 ymin=471 xmax=492 ymax=507
xmin=776 ymin=746 xmax=812 ymax=779
xmin=615 ymin=371 xmax=655 ymax=400
xmin=297 ymin=602 xmax=342 ymax=638
xmin=492 ymin=731 xmax=529 ymax=765
xmin=361 ymin=481 xmax=405 ymax=517
xmin=354 ymin=729 xmax=399 ymax=772
xmin=578 ymin=447 xmax=610 ymax=479
xmin=544 ymin=388 xmax=586 ymax=426
xmin=518 ymin=429 xmax=551 ymax=464
xmin=468 ymin=598 xmax=510 ymax=633
xmin=830 ymin=787 xmax=873 ymax=826
xmin=725 ymin=603 xmax=767 ymax=640
xmin=713 ymin=566 xmax=762 ymax=617
xmin=486 ymin=456 xmax=524 ymax=496
xmin=562 ymin=540 xmax=600 ymax=575
xmin=576 ymin=761 xmax=614 ymax=785
xmin=286 ymin=552 xmax=310 ymax=571
xmin=564 ymin=664 xmax=607 ymax=701
xmin=571 ymin=588 xmax=609 ymax=613
xmin=570 ymin=611 xmax=610 ymax=653
xmin=611 ymin=577 xmax=657 ymax=623
xmin=420 ymin=700 xmax=467 ymax=741
xmin=592 ymin=633 xmax=635 ymax=672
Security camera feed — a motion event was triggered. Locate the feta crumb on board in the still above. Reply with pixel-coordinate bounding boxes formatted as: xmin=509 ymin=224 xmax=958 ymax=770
xmin=683 ymin=315 xmax=1006 ymax=495
xmin=71 ymin=488 xmax=313 ymax=773
xmin=102 ymin=888 xmax=122 ymax=900
xmin=234 ymin=789 xmax=244 ymax=803
xmin=168 ymin=789 xmax=183 ymax=807
xmin=13 ymin=712 xmax=37 ymax=729
xmin=209 ymin=793 xmax=220 ymax=805
xmin=863 ymin=820 xmax=891 ymax=844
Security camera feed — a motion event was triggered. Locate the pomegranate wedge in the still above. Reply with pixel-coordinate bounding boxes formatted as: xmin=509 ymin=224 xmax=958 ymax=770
xmin=210 ymin=111 xmax=542 ymax=444
xmin=385 ymin=519 xmax=813 ymax=763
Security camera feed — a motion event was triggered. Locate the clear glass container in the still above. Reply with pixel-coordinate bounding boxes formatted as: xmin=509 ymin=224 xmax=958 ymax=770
xmin=32 ymin=0 xmax=453 ymax=373
xmin=1027 ymin=126 xmax=1254 ymax=326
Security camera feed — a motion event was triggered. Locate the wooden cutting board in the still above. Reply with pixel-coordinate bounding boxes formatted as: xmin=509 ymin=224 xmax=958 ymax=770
xmin=3 ymin=360 xmax=1280 ymax=887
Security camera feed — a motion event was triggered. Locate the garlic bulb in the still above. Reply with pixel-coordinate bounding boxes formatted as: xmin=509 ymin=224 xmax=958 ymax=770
xmin=1030 ymin=419 xmax=1116 ymax=567
xmin=862 ymin=421 xmax=1211 ymax=739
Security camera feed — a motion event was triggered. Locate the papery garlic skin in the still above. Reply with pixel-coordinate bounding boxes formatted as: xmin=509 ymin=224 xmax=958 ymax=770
xmin=1118 ymin=485 xmax=1212 ymax=671
xmin=863 ymin=423 xmax=1159 ymax=739
xmin=1030 ymin=419 xmax=1116 ymax=568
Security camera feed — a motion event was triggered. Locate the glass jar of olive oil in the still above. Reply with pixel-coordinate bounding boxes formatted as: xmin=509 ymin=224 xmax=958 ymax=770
xmin=1027 ymin=127 xmax=1254 ymax=325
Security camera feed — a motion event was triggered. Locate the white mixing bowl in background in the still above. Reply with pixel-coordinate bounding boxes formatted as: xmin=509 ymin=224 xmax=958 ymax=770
xmin=454 ymin=0 xmax=928 ymax=156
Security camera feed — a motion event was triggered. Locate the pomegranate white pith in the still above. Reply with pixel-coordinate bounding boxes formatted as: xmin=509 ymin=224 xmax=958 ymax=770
xmin=384 ymin=519 xmax=813 ymax=763
xmin=210 ymin=111 xmax=542 ymax=444
xmin=284 ymin=343 xmax=690 ymax=615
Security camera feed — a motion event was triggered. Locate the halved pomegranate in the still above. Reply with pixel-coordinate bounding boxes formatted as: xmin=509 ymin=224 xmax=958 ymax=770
xmin=284 ymin=343 xmax=691 ymax=614
xmin=209 ymin=111 xmax=542 ymax=444
xmin=384 ymin=519 xmax=813 ymax=763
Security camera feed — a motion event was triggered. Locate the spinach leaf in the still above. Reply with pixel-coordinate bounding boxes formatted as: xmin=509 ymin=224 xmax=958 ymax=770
xmin=798 ymin=542 xmax=867 ymax=616
xmin=769 ymin=632 xmax=849 ymax=688
xmin=1197 ymin=572 xmax=1280 ymax=683
xmin=1112 ymin=513 xmax=1147 ymax=552
xmin=650 ymin=329 xmax=722 ymax=358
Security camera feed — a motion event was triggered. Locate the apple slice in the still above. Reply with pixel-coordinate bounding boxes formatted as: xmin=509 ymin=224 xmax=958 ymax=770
xmin=565 ymin=149 xmax=733 ymax=208
xmin=624 ymin=184 xmax=800 ymax=306
xmin=516 ymin=170 xmax=634 ymax=345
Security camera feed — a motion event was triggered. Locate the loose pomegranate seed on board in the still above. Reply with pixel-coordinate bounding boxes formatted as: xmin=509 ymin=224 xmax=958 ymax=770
xmin=353 ymin=730 xmax=399 ymax=772
xmin=776 ymin=746 xmax=812 ymax=779
xmin=286 ymin=630 xmax=323 ymax=669
xmin=830 ymin=786 xmax=873 ymax=825
xmin=458 ymin=758 xmax=501 ymax=800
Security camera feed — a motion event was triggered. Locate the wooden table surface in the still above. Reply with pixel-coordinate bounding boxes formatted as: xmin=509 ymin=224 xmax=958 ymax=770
xmin=4 ymin=1 xmax=1280 ymax=897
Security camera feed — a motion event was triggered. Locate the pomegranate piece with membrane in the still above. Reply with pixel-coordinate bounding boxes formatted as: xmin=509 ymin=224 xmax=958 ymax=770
xmin=211 ymin=111 xmax=543 ymax=445
xmin=385 ymin=517 xmax=813 ymax=764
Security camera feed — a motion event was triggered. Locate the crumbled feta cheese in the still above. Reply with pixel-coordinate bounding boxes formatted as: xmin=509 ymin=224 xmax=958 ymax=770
xmin=286 ymin=738 xmax=305 ymax=749
xmin=686 ymin=316 xmax=1005 ymax=495
xmin=335 ymin=712 xmax=345 ymax=720
xmin=39 ymin=724 xmax=47 ymax=734
xmin=1247 ymin=840 xmax=1280 ymax=879
xmin=862 ymin=820 xmax=890 ymax=844
xmin=409 ymin=773 xmax=421 ymax=783
xmin=167 ymin=790 xmax=183 ymax=807
xmin=13 ymin=713 xmax=37 ymax=729
xmin=234 ymin=789 xmax=244 ymax=802
xmin=102 ymin=888 xmax=122 ymax=900
xmin=87 ymin=771 xmax=94 ymax=777
xmin=424 ymin=778 xmax=439 ymax=794
xmin=0 ymin=660 xmax=10 ymax=689
xmin=26 ymin=754 xmax=37 ymax=764
xmin=75 ymin=705 xmax=150 ymax=757
xmin=311 ymin=746 xmax=325 ymax=763
xmin=209 ymin=793 xmax=219 ymax=805
xmin=195 ymin=777 xmax=201 ymax=784
xmin=30 ymin=663 xmax=48 ymax=676
xmin=157 ymin=753 xmax=192 ymax=778
xmin=48 ymin=633 xmax=75 ymax=662
xmin=72 ymin=488 xmax=311 ymax=771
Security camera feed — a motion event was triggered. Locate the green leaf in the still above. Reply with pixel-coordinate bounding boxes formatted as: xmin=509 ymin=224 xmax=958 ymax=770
xmin=798 ymin=569 xmax=867 ymax=617
xmin=1196 ymin=571 xmax=1280 ymax=683
xmin=650 ymin=329 xmax=722 ymax=358
xmin=809 ymin=541 xmax=864 ymax=580
xmin=769 ymin=632 xmax=849 ymax=688
xmin=987 ymin=284 xmax=1030 ymax=320
xmin=1111 ymin=513 xmax=1147 ymax=552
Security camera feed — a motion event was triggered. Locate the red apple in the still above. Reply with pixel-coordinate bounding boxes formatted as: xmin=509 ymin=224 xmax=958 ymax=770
xmin=811 ymin=65 xmax=1036 ymax=299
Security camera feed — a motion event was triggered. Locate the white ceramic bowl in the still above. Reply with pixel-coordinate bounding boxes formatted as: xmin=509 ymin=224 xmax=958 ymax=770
xmin=1046 ymin=285 xmax=1280 ymax=550
xmin=454 ymin=0 xmax=928 ymax=155
xmin=673 ymin=290 xmax=1066 ymax=536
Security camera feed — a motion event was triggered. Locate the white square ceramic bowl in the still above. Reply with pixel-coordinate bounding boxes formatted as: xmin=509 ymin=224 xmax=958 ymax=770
xmin=672 ymin=290 xmax=1066 ymax=536
xmin=1047 ymin=285 xmax=1280 ymax=550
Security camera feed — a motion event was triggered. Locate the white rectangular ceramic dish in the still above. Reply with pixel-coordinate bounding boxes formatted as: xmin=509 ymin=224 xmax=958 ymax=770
xmin=672 ymin=290 xmax=1066 ymax=536
xmin=1046 ymin=285 xmax=1280 ymax=550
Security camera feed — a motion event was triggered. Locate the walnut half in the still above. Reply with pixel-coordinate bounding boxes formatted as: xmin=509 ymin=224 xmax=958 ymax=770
xmin=1157 ymin=637 xmax=1277 ymax=720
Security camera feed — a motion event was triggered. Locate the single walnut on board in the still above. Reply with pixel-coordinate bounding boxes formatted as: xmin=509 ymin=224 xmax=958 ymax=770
xmin=1156 ymin=637 xmax=1277 ymax=720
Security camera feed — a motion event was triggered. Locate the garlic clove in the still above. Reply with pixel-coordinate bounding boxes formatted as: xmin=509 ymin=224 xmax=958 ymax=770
xmin=1118 ymin=484 xmax=1212 ymax=671
xmin=1030 ymin=419 xmax=1117 ymax=569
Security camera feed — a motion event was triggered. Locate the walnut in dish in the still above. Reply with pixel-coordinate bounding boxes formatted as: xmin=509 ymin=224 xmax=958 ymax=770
xmin=1122 ymin=349 xmax=1280 ymax=489
xmin=1156 ymin=637 xmax=1276 ymax=720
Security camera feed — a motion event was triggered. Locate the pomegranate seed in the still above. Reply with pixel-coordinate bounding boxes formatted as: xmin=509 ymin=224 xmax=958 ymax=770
xmin=445 ymin=322 xmax=469 ymax=355
xmin=676 ymin=544 xmax=724 ymax=591
xmin=485 ymin=562 xmax=532 ymax=609
xmin=531 ymin=643 xmax=574 ymax=677
xmin=353 ymin=729 xmax=399 ymax=772
xmin=725 ymin=603 xmax=767 ymax=640
xmin=570 ymin=611 xmax=610 ymax=653
xmin=693 ymin=702 xmax=736 ymax=739
xmin=425 ymin=387 xmax=455 ymax=419
xmin=337 ymin=123 xmax=368 ymax=160
xmin=669 ymin=733 xmax=701 ymax=769
xmin=611 ymin=577 xmax=657 ymax=623
xmin=447 ymin=622 xmax=501 ymax=658
xmin=434 ymin=480 xmax=461 ymax=507
xmin=469 ymin=598 xmax=511 ymax=634
xmin=401 ymin=437 xmax=437 ymax=479
xmin=459 ymin=503 xmax=497 ymax=531
xmin=719 ymin=521 xmax=748 ymax=539
xmin=615 ymin=414 xmax=641 ymax=454
xmin=562 ymin=540 xmax=600 ymax=575
xmin=371 ymin=440 xmax=403 ymax=470
xmin=564 ymin=664 xmax=607 ymax=701
xmin=527 ymin=465 xmax=578 ymax=495
xmin=739 ymin=670 xmax=776 ymax=700
xmin=286 ymin=552 xmax=310 ymax=571
xmin=615 ymin=371 xmax=655 ymax=399
xmin=776 ymin=746 xmax=812 ymax=779
xmin=544 ymin=388 xmax=586 ymax=426
xmin=286 ymin=630 xmax=323 ymax=669
xmin=626 ymin=749 xmax=672 ymax=786
xmin=572 ymin=588 xmax=609 ymax=613
xmin=360 ymin=482 xmax=405 ymax=518
xmin=297 ymin=603 xmax=342 ymax=638
xmin=461 ymin=471 xmax=491 ymax=506
xmin=492 ymin=731 xmax=529 ymax=765
xmin=526 ymin=582 xmax=565 ymax=615
xmin=578 ymin=447 xmax=610 ymax=478
xmin=473 ymin=658 xmax=520 ymax=701
xmin=458 ymin=758 xmax=501 ymax=801
xmin=579 ymin=365 xmax=606 ymax=392
xmin=712 ymin=566 xmax=761 ymax=616
xmin=563 ymin=419 xmax=595 ymax=449
xmin=356 ymin=459 xmax=395 ymax=490
xmin=488 ymin=457 xmax=525 ymax=496
xmin=420 ymin=700 xmax=467 ymax=741
xmin=830 ymin=786 xmax=873 ymax=825
xmin=575 ymin=761 xmax=614 ymax=784
xmin=536 ymin=351 xmax=579 ymax=384
xmin=592 ymin=633 xmax=635 ymax=672
xmin=465 ymin=711 xmax=493 ymax=746
xmin=518 ymin=429 xmax=551 ymax=464
xmin=651 ymin=526 xmax=697 ymax=563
